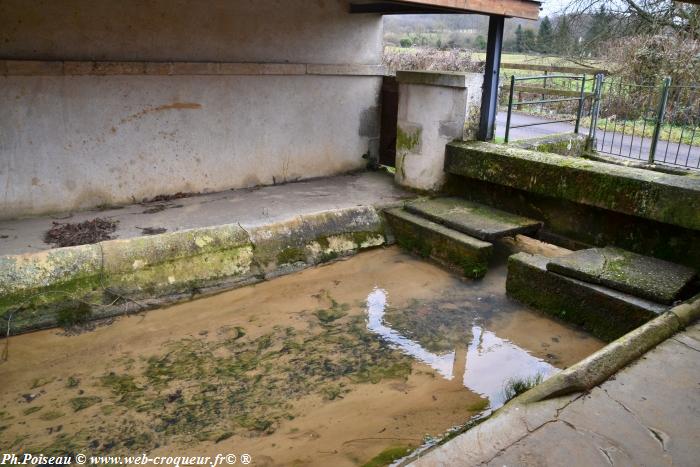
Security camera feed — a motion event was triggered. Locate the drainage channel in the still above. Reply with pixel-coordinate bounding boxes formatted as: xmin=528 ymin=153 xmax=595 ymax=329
xmin=0 ymin=247 xmax=603 ymax=466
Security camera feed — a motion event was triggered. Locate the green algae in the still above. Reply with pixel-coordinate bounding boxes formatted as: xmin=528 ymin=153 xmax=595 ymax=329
xmin=66 ymin=376 xmax=80 ymax=388
xmin=21 ymin=293 xmax=413 ymax=456
xmin=313 ymin=295 xmax=350 ymax=323
xmin=31 ymin=377 xmax=56 ymax=389
xmin=362 ymin=445 xmax=415 ymax=467
xmin=57 ymin=302 xmax=92 ymax=328
xmin=466 ymin=399 xmax=490 ymax=412
xmin=39 ymin=410 xmax=65 ymax=421
xmin=69 ymin=396 xmax=102 ymax=412
xmin=22 ymin=406 xmax=42 ymax=416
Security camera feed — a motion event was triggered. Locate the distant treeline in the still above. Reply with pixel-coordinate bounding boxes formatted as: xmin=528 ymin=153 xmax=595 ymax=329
xmin=383 ymin=8 xmax=626 ymax=56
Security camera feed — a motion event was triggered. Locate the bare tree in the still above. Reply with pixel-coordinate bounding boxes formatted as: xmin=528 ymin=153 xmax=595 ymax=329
xmin=563 ymin=0 xmax=699 ymax=39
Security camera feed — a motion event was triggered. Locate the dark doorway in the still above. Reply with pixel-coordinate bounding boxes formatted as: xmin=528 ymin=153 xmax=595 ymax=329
xmin=379 ymin=76 xmax=398 ymax=167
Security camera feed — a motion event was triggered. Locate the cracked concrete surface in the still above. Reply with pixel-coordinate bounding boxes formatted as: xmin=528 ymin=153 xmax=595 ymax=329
xmin=411 ymin=323 xmax=700 ymax=466
xmin=0 ymin=172 xmax=411 ymax=256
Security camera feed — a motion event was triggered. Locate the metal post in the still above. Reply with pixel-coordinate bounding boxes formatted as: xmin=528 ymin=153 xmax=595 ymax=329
xmin=649 ymin=77 xmax=671 ymax=164
xmin=574 ymin=75 xmax=587 ymax=134
xmin=586 ymin=73 xmax=604 ymax=151
xmin=505 ymin=75 xmax=516 ymax=143
xmin=541 ymin=70 xmax=547 ymax=113
xmin=478 ymin=15 xmax=505 ymax=141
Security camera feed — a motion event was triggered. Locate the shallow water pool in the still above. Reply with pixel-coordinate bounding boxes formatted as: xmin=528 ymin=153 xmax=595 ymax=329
xmin=0 ymin=247 xmax=603 ymax=466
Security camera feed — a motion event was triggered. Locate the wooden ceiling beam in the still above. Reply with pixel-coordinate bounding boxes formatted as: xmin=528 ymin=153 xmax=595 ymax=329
xmin=350 ymin=0 xmax=541 ymax=20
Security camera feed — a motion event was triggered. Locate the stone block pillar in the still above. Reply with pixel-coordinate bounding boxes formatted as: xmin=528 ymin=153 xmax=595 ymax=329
xmin=394 ymin=70 xmax=483 ymax=191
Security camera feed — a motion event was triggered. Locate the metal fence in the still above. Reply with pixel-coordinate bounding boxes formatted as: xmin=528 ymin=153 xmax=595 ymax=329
xmin=590 ymin=76 xmax=700 ymax=169
xmin=503 ymin=74 xmax=589 ymax=143
xmin=501 ymin=69 xmax=700 ymax=170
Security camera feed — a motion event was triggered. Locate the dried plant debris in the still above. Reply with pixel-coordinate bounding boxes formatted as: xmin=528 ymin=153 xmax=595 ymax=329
xmin=142 ymin=192 xmax=195 ymax=203
xmin=139 ymin=227 xmax=167 ymax=235
xmin=44 ymin=218 xmax=118 ymax=247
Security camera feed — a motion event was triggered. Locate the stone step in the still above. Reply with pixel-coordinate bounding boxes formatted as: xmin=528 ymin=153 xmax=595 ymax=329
xmin=507 ymin=252 xmax=668 ymax=342
xmin=547 ymin=247 xmax=697 ymax=305
xmin=404 ymin=197 xmax=541 ymax=242
xmin=385 ymin=208 xmax=492 ymax=279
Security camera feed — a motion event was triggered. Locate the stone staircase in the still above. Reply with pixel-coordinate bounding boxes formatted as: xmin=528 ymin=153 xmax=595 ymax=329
xmin=385 ymin=197 xmax=542 ymax=279
xmin=507 ymin=247 xmax=698 ymax=341
xmin=385 ymin=197 xmax=698 ymax=342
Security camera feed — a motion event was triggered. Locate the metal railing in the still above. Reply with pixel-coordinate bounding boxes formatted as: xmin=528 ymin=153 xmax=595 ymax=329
xmin=504 ymin=74 xmax=588 ymax=143
xmin=589 ymin=76 xmax=700 ymax=169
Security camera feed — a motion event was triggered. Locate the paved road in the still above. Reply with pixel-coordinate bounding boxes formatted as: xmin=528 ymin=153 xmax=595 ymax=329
xmin=496 ymin=112 xmax=700 ymax=169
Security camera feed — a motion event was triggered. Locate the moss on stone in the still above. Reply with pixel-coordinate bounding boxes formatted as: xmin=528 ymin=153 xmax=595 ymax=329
xmin=397 ymin=126 xmax=421 ymax=152
xmin=1 ymin=206 xmax=389 ymax=334
xmin=506 ymin=253 xmax=661 ymax=342
xmin=386 ymin=209 xmax=491 ymax=280
xmin=276 ymin=247 xmax=306 ymax=265
xmin=57 ymin=302 xmax=92 ymax=328
xmin=446 ymin=141 xmax=700 ymax=231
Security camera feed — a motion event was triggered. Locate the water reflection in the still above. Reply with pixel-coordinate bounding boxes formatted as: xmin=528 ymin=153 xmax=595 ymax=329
xmin=366 ymin=288 xmax=456 ymax=379
xmin=366 ymin=288 xmax=556 ymax=409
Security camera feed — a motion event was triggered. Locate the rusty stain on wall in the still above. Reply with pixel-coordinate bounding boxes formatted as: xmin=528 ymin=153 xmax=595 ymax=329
xmin=119 ymin=102 xmax=202 ymax=125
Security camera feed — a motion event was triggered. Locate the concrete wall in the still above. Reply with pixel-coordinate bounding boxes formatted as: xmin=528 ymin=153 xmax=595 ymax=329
xmin=0 ymin=0 xmax=384 ymax=219
xmin=394 ymin=71 xmax=483 ymax=191
xmin=0 ymin=0 xmax=383 ymax=63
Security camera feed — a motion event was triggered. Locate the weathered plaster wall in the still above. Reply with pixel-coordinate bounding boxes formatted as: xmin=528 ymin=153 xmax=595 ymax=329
xmin=394 ymin=71 xmax=483 ymax=192
xmin=0 ymin=0 xmax=383 ymax=64
xmin=0 ymin=0 xmax=383 ymax=219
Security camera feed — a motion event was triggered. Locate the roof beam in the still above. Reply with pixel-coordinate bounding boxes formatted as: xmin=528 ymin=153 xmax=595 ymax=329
xmin=350 ymin=1 xmax=541 ymax=19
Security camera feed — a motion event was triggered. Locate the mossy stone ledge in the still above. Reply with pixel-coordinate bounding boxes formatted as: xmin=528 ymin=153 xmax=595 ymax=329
xmin=506 ymin=252 xmax=667 ymax=342
xmin=385 ymin=208 xmax=492 ymax=279
xmin=445 ymin=141 xmax=700 ymax=231
xmin=0 ymin=206 xmax=389 ymax=334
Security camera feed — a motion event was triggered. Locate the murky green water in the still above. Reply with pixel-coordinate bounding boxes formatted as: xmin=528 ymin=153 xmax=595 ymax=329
xmin=0 ymin=247 xmax=603 ymax=466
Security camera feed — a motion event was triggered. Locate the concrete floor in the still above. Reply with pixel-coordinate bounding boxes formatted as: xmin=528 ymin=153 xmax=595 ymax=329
xmin=412 ymin=322 xmax=700 ymax=466
xmin=0 ymin=171 xmax=412 ymax=256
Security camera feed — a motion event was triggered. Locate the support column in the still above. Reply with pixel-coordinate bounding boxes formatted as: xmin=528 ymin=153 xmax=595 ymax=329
xmin=478 ymin=15 xmax=505 ymax=141
xmin=394 ymin=70 xmax=483 ymax=191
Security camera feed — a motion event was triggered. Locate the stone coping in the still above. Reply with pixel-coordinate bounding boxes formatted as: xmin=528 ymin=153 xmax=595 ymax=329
xmin=0 ymin=59 xmax=386 ymax=77
xmin=445 ymin=141 xmax=700 ymax=231
xmin=396 ymin=70 xmax=476 ymax=89
xmin=0 ymin=206 xmax=390 ymax=334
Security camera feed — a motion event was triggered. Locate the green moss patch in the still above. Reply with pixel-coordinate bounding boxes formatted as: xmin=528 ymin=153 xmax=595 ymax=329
xmin=445 ymin=141 xmax=700 ymax=231
xmin=69 ymin=396 xmax=102 ymax=412
xmin=362 ymin=445 xmax=415 ymax=467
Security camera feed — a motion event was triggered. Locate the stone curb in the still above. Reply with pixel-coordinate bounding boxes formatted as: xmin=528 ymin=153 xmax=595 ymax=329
xmin=0 ymin=206 xmax=388 ymax=334
xmin=516 ymin=293 xmax=700 ymax=404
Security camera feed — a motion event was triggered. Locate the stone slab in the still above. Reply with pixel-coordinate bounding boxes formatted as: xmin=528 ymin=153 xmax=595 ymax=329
xmin=404 ymin=197 xmax=541 ymax=242
xmin=0 ymin=172 xmax=410 ymax=257
xmin=384 ymin=208 xmax=492 ymax=279
xmin=444 ymin=140 xmax=700 ymax=231
xmin=507 ymin=252 xmax=667 ymax=341
xmin=396 ymin=70 xmax=471 ymax=88
xmin=547 ymin=247 xmax=697 ymax=305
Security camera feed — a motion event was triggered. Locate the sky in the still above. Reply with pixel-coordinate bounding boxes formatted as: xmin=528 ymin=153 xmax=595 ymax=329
xmin=539 ymin=0 xmax=572 ymax=16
